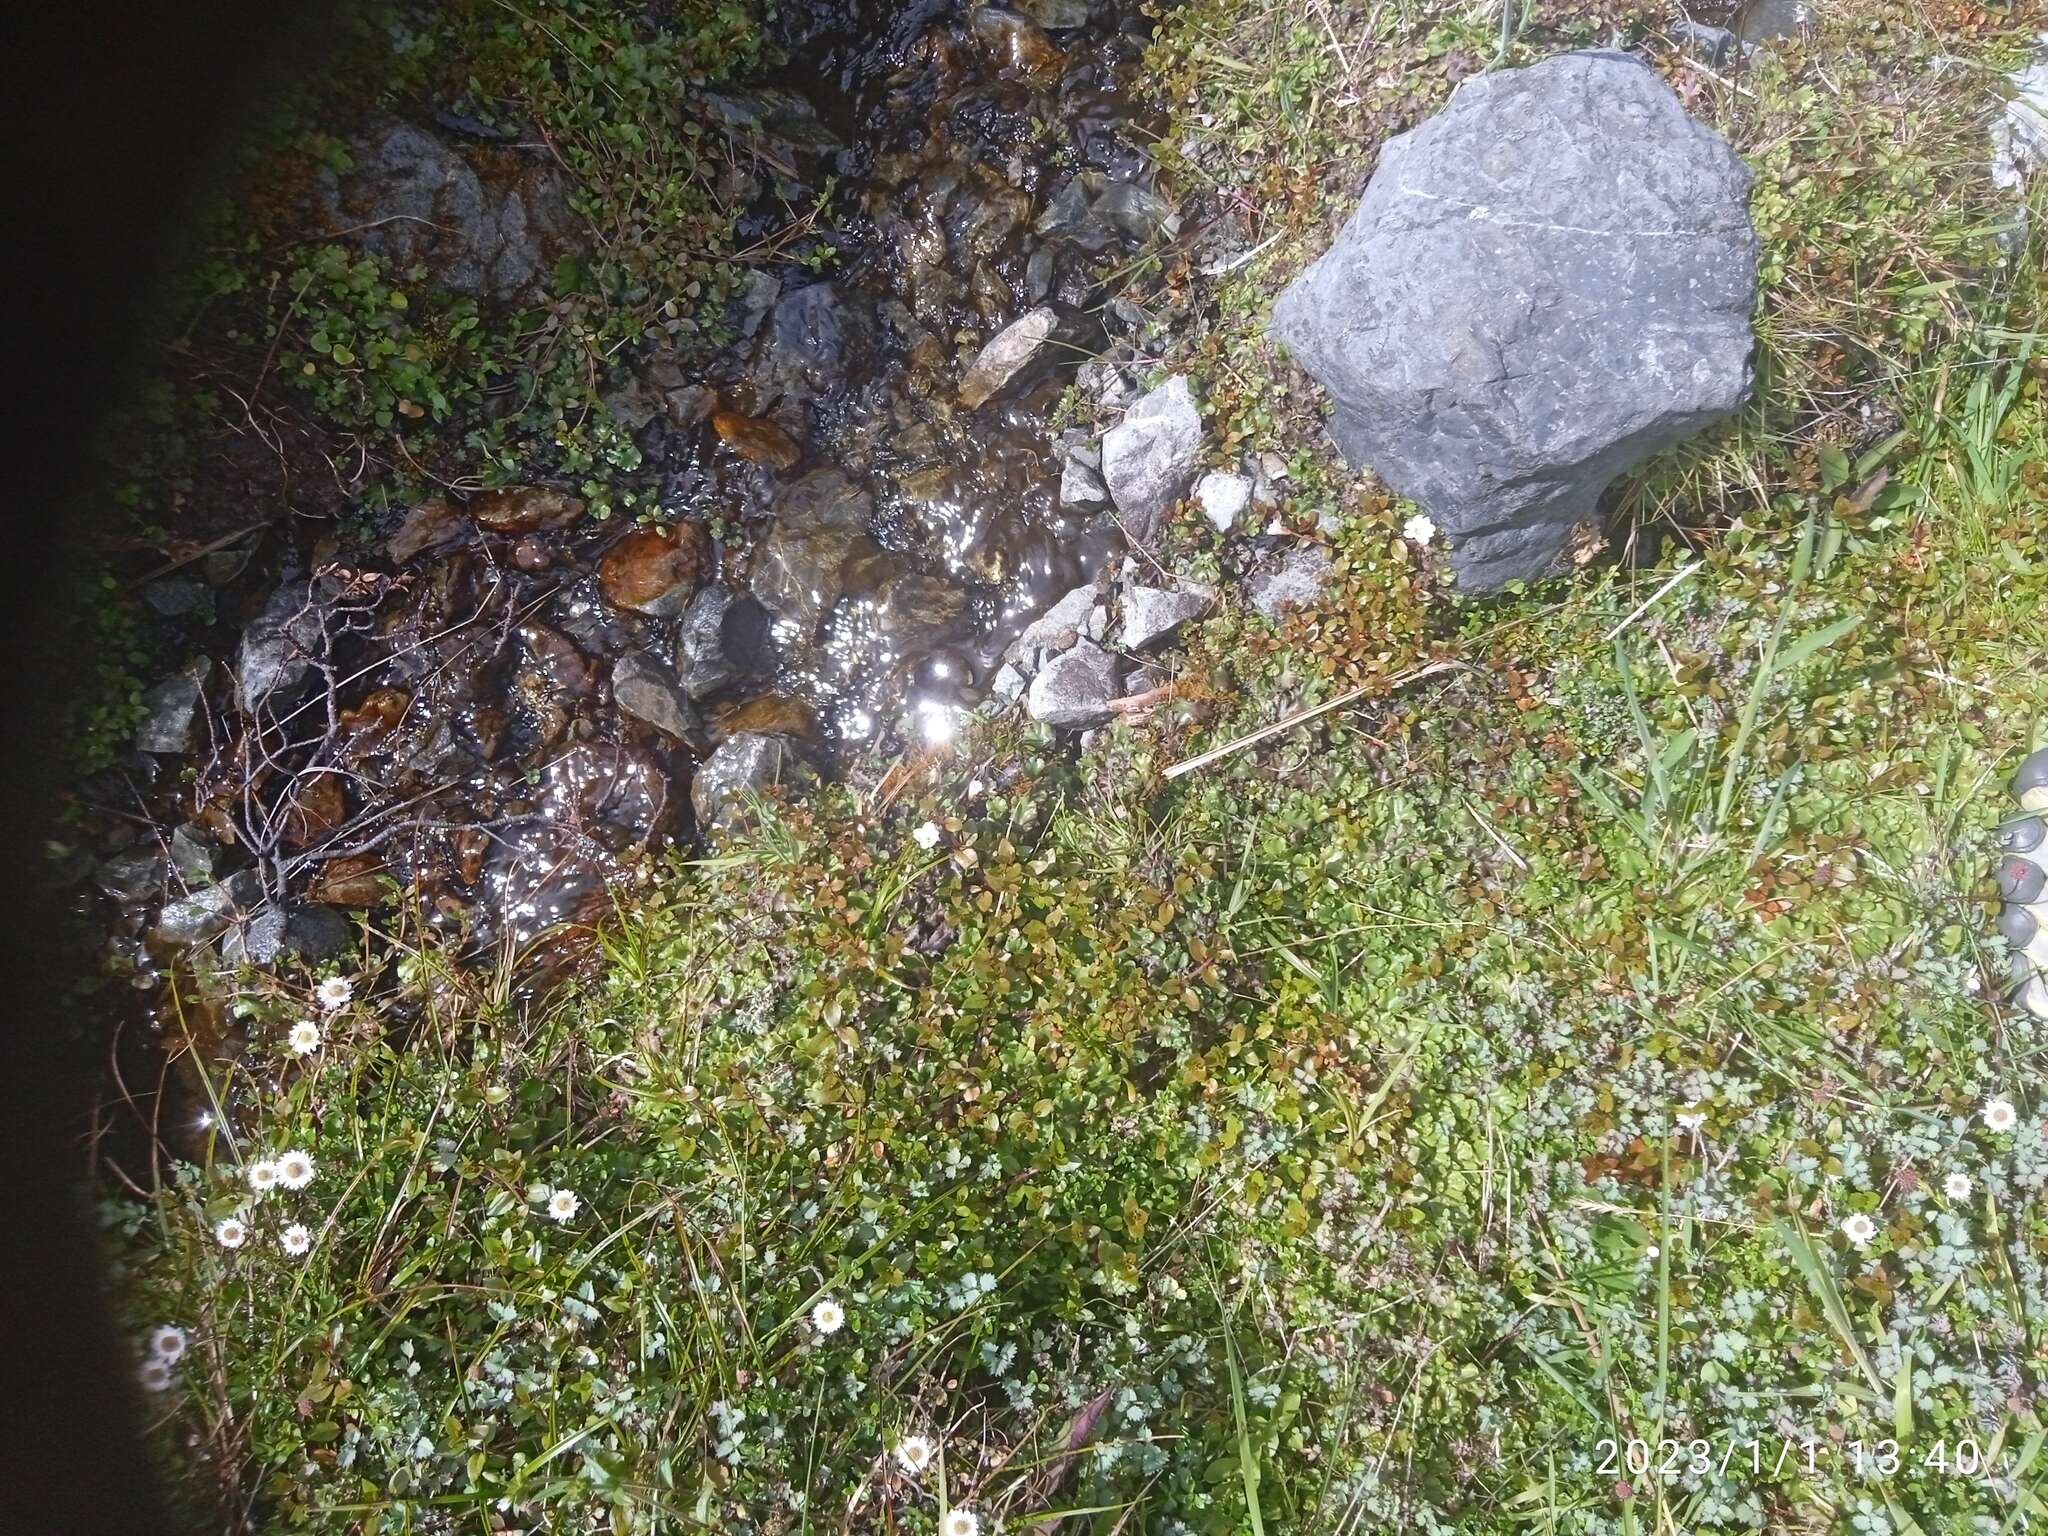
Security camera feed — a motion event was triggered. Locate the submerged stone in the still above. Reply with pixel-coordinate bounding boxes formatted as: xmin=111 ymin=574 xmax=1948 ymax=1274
xmin=959 ymin=305 xmax=1059 ymax=408
xmin=753 ymin=469 xmax=876 ymax=632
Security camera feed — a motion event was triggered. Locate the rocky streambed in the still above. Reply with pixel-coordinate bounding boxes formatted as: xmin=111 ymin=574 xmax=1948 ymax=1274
xmin=82 ymin=0 xmax=1284 ymax=1012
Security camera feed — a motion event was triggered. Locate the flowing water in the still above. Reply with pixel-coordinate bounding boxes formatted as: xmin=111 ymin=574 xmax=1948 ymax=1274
xmin=83 ymin=0 xmax=1170 ymax=1130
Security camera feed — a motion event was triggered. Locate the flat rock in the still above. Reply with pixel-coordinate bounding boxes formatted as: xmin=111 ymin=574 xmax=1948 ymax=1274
xmin=237 ymin=578 xmax=337 ymax=715
xmin=1196 ymin=471 xmax=1250 ymax=533
xmin=1120 ymin=582 xmax=1215 ymax=651
xmin=1102 ymin=375 xmax=1202 ymax=546
xmin=1246 ymin=545 xmax=1333 ymax=622
xmin=1270 ymin=51 xmax=1756 ymax=591
xmin=598 ymin=524 xmax=711 ymax=618
xmin=1017 ymin=583 xmax=1101 ymax=652
xmin=153 ymin=869 xmax=262 ymax=948
xmin=1060 ymin=452 xmax=1108 ymax=508
xmin=1027 ymin=638 xmax=1120 ymax=728
xmin=959 ymin=305 xmax=1059 ymax=408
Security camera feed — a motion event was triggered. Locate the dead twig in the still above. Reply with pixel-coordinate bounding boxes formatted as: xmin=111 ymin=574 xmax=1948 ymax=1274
xmin=1161 ymin=659 xmax=1470 ymax=780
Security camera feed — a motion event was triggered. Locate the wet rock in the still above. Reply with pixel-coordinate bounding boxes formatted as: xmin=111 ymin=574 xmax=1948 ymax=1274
xmin=221 ymin=905 xmax=288 ymax=967
xmin=280 ymin=772 xmax=347 ymax=849
xmin=737 ymin=270 xmax=781 ymax=338
xmin=1102 ymin=375 xmax=1203 ymax=546
xmin=969 ymin=7 xmax=1064 ymax=82
xmin=170 ymin=824 xmax=220 ymax=884
xmin=387 ymin=496 xmax=469 ymax=563
xmin=313 ymin=120 xmax=578 ymax=302
xmin=712 ymin=410 xmax=804 ymax=470
xmin=691 ymin=732 xmax=816 ymax=833
xmin=1120 ymin=582 xmax=1215 ymax=651
xmin=136 ymin=657 xmax=213 ymax=754
xmin=222 ymin=904 xmax=353 ymax=968
xmin=153 ymin=869 xmax=262 ymax=948
xmin=598 ymin=524 xmax=712 ymax=618
xmin=2010 ymin=747 xmax=2048 ymax=811
xmin=549 ymin=573 xmax=634 ymax=656
xmin=540 ymin=743 xmax=672 ymax=846
xmin=96 ymin=847 xmax=165 ymax=904
xmin=1095 ymin=182 xmax=1174 ymax=243
xmin=512 ymin=537 xmax=554 ymax=572
xmin=237 ymin=578 xmax=336 ymax=714
xmin=714 ymin=693 xmax=817 ymax=741
xmin=753 ymin=469 xmax=876 ymax=632
xmin=309 ymin=853 xmax=388 ymax=908
xmin=676 ymin=585 xmax=776 ymax=698
xmin=959 ymin=305 xmax=1059 ymax=408
xmin=1018 ymin=0 xmax=1090 ymax=27
xmin=991 ymin=660 xmax=1028 ymax=703
xmin=611 ymin=653 xmax=707 ymax=746
xmin=1672 ymin=19 xmax=1740 ymax=66
xmin=866 ymin=567 xmax=972 ymax=651
xmin=1197 ymin=471 xmax=1250 ymax=533
xmin=1246 ymin=545 xmax=1333 ymax=622
xmin=287 ymin=904 xmax=356 ymax=962
xmin=1060 ymin=451 xmax=1109 ymax=509
xmin=1270 ymin=51 xmax=1756 ymax=591
xmin=470 ymin=486 xmax=584 ymax=535
xmin=1027 ymin=638 xmax=1119 ymax=728
xmin=761 ymin=283 xmax=872 ymax=398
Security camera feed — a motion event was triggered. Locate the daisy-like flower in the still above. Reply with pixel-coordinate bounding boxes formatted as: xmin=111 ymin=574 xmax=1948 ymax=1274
xmin=146 ymin=1325 xmax=187 ymax=1363
xmin=1675 ymin=1104 xmax=1706 ymax=1132
xmin=547 ymin=1188 xmax=580 ymax=1223
xmin=287 ymin=1020 xmax=322 ymax=1056
xmin=246 ymin=1158 xmax=280 ymax=1195
xmin=1945 ymin=1171 xmax=1974 ymax=1201
xmin=1402 ymin=512 xmax=1438 ymax=546
xmin=315 ymin=976 xmax=354 ymax=1011
xmin=894 ymin=1433 xmax=936 ymax=1476
xmin=1840 ymin=1211 xmax=1877 ymax=1250
xmin=912 ymin=820 xmax=941 ymax=851
xmin=276 ymin=1150 xmax=316 ymax=1190
xmin=1983 ymin=1097 xmax=2019 ymax=1133
xmin=280 ymin=1223 xmax=312 ymax=1257
xmin=941 ymin=1508 xmax=980 ymax=1536
xmin=810 ymin=1297 xmax=846 ymax=1335
xmin=138 ymin=1357 xmax=173 ymax=1394
xmin=213 ymin=1216 xmax=248 ymax=1250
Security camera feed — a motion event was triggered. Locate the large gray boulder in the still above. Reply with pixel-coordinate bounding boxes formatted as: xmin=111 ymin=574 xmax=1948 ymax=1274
xmin=1271 ymin=51 xmax=1757 ymax=590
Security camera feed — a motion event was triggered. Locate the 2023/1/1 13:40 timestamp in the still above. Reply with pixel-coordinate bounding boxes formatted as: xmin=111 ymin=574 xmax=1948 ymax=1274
xmin=1594 ymin=1435 xmax=2009 ymax=1481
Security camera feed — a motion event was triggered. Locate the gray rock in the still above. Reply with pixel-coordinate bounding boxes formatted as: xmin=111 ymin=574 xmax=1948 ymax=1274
xmin=1102 ymin=375 xmax=1203 ymax=546
xmin=142 ymin=577 xmax=208 ymax=618
xmin=1246 ymin=545 xmax=1333 ymax=622
xmin=959 ymin=305 xmax=1059 ymax=408
xmin=237 ymin=578 xmax=337 ymax=714
xmin=612 ymin=653 xmax=707 ymax=746
xmin=676 ymin=585 xmax=776 ymax=698
xmin=1018 ymin=0 xmax=1090 ymax=26
xmin=1017 ymin=583 xmax=1102 ymax=652
xmin=1120 ymin=583 xmax=1215 ymax=651
xmin=96 ymin=847 xmax=165 ymax=904
xmin=1993 ymin=59 xmax=2048 ymax=191
xmin=758 ymin=283 xmax=873 ymax=400
xmin=1731 ymin=0 xmax=1816 ymax=44
xmin=1060 ymin=453 xmax=1109 ymax=508
xmin=221 ymin=905 xmax=289 ymax=967
xmin=1196 ymin=471 xmax=1250 ymax=533
xmin=170 ymin=824 xmax=220 ymax=884
xmin=287 ymin=905 xmax=356 ymax=962
xmin=753 ymin=469 xmax=876 ymax=632
xmin=1269 ymin=51 xmax=1757 ymax=591
xmin=222 ymin=902 xmax=354 ymax=968
xmin=1672 ymin=19 xmax=1740 ymax=67
xmin=691 ymin=732 xmax=815 ymax=833
xmin=313 ymin=121 xmax=578 ymax=302
xmin=1027 ymin=639 xmax=1120 ymax=728
xmin=153 ymin=870 xmax=262 ymax=948
xmin=991 ymin=661 xmax=1028 ymax=703
xmin=136 ymin=658 xmax=213 ymax=754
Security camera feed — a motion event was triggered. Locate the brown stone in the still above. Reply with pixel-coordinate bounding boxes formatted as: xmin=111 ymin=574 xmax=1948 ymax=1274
xmin=280 ymin=772 xmax=347 ymax=848
xmin=711 ymin=411 xmax=804 ymax=471
xmin=713 ymin=692 xmax=817 ymax=741
xmin=598 ymin=524 xmax=712 ymax=617
xmin=308 ymin=853 xmax=388 ymax=908
xmin=387 ymin=496 xmax=467 ymax=563
xmin=470 ymin=486 xmax=584 ymax=535
xmin=339 ymin=687 xmax=412 ymax=754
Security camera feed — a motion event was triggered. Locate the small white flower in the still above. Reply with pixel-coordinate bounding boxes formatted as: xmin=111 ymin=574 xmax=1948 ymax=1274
xmin=1944 ymin=1171 xmax=1974 ymax=1201
xmin=246 ymin=1158 xmax=280 ymax=1195
xmin=146 ymin=1325 xmax=187 ymax=1362
xmin=138 ymin=1357 xmax=173 ymax=1393
xmin=1840 ymin=1211 xmax=1877 ymax=1249
xmin=941 ymin=1508 xmax=980 ymax=1536
xmin=810 ymin=1297 xmax=846 ymax=1335
xmin=547 ymin=1188 xmax=580 ymax=1223
xmin=967 ymin=779 xmax=986 ymax=799
xmin=912 ymin=820 xmax=941 ymax=851
xmin=315 ymin=977 xmax=354 ymax=1011
xmin=1982 ymin=1097 xmax=2019 ymax=1133
xmin=1644 ymin=1244 xmax=1660 ymax=1260
xmin=1402 ymin=512 xmax=1438 ymax=545
xmin=894 ymin=1433 xmax=936 ymax=1475
xmin=287 ymin=1020 xmax=322 ymax=1056
xmin=214 ymin=1216 xmax=248 ymax=1250
xmin=1675 ymin=1104 xmax=1706 ymax=1132
xmin=280 ymin=1223 xmax=312 ymax=1257
xmin=276 ymin=1150 xmax=316 ymax=1190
